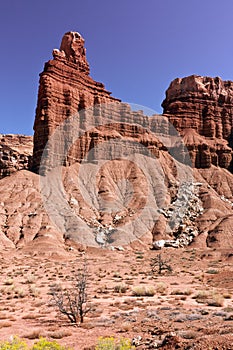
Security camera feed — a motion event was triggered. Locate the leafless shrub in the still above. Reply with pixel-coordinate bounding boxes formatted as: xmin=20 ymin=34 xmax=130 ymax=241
xmin=150 ymin=254 xmax=172 ymax=275
xmin=50 ymin=257 xmax=91 ymax=323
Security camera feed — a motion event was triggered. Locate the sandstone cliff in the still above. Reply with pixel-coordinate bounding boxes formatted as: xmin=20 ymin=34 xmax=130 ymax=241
xmin=32 ymin=31 xmax=120 ymax=173
xmin=162 ymin=75 xmax=233 ymax=169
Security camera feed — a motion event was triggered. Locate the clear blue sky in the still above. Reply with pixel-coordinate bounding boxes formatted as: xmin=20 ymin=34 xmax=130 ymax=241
xmin=1 ymin=0 xmax=233 ymax=135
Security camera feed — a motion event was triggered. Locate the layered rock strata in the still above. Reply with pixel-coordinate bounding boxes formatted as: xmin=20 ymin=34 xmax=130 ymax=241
xmin=162 ymin=75 xmax=233 ymax=169
xmin=32 ymin=31 xmax=120 ymax=173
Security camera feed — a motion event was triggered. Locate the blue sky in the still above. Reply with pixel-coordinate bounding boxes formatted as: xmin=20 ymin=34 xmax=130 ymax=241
xmin=1 ymin=0 xmax=233 ymax=135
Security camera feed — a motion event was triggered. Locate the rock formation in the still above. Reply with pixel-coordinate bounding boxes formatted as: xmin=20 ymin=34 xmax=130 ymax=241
xmin=162 ymin=75 xmax=233 ymax=169
xmin=32 ymin=31 xmax=120 ymax=173
xmin=0 ymin=134 xmax=32 ymax=179
xmin=0 ymin=32 xmax=232 ymax=252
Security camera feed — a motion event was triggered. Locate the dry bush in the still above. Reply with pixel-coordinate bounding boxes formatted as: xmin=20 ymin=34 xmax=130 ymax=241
xmin=223 ymin=292 xmax=231 ymax=299
xmin=112 ymin=271 xmax=122 ymax=278
xmin=207 ymin=293 xmax=224 ymax=307
xmin=22 ymin=314 xmax=40 ymax=320
xmin=206 ymin=269 xmax=219 ymax=274
xmin=0 ymin=321 xmax=12 ymax=328
xmin=15 ymin=287 xmax=27 ymax=298
xmin=23 ymin=329 xmax=43 ymax=339
xmin=4 ymin=278 xmax=14 ymax=286
xmin=50 ymin=257 xmax=91 ymax=323
xmin=150 ymin=254 xmax=172 ymax=275
xmin=25 ymin=274 xmax=36 ymax=284
xmin=193 ymin=290 xmax=224 ymax=307
xmin=48 ymin=330 xmax=72 ymax=339
xmin=193 ymin=290 xmax=209 ymax=301
xmin=120 ymin=321 xmax=132 ymax=332
xmin=156 ymin=282 xmax=167 ymax=294
xmin=171 ymin=288 xmax=192 ymax=296
xmin=132 ymin=285 xmax=155 ymax=297
xmin=29 ymin=286 xmax=40 ymax=297
xmin=114 ymin=283 xmax=128 ymax=293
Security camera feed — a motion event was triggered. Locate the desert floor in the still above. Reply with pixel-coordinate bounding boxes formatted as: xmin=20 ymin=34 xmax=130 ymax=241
xmin=0 ymin=245 xmax=233 ymax=349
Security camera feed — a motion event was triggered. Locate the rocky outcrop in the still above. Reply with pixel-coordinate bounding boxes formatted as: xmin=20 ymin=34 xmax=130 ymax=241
xmin=152 ymin=181 xmax=203 ymax=249
xmin=0 ymin=134 xmax=33 ymax=179
xmin=32 ymin=31 xmax=120 ymax=173
xmin=162 ymin=75 xmax=233 ymax=169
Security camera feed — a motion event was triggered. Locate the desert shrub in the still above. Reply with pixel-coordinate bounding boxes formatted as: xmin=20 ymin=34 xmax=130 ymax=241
xmin=207 ymin=293 xmax=224 ymax=307
xmin=193 ymin=290 xmax=209 ymax=301
xmin=193 ymin=290 xmax=224 ymax=307
xmin=0 ymin=337 xmax=71 ymax=350
xmin=0 ymin=336 xmax=28 ymax=350
xmin=31 ymin=338 xmax=69 ymax=350
xmin=223 ymin=292 xmax=231 ymax=299
xmin=48 ymin=330 xmax=72 ymax=339
xmin=120 ymin=321 xmax=132 ymax=332
xmin=14 ymin=288 xmax=27 ymax=298
xmin=112 ymin=272 xmax=122 ymax=278
xmin=95 ymin=337 xmax=135 ymax=350
xmin=23 ymin=329 xmax=42 ymax=340
xmin=206 ymin=269 xmax=219 ymax=274
xmin=132 ymin=285 xmax=155 ymax=297
xmin=171 ymin=289 xmax=192 ymax=296
xmin=114 ymin=283 xmax=127 ymax=293
xmin=25 ymin=274 xmax=36 ymax=284
xmin=29 ymin=286 xmax=40 ymax=297
xmin=156 ymin=282 xmax=167 ymax=294
xmin=4 ymin=278 xmax=14 ymax=286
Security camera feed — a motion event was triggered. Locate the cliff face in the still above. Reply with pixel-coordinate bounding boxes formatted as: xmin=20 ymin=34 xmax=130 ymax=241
xmin=162 ymin=75 xmax=233 ymax=169
xmin=32 ymin=31 xmax=120 ymax=173
xmin=32 ymin=36 xmax=233 ymax=175
xmin=0 ymin=134 xmax=33 ymax=179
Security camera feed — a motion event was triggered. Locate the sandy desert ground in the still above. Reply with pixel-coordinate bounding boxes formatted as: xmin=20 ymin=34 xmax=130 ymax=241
xmin=0 ymin=245 xmax=233 ymax=349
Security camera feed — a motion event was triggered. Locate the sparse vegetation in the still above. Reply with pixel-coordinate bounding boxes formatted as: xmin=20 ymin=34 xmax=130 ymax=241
xmin=0 ymin=245 xmax=232 ymax=348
